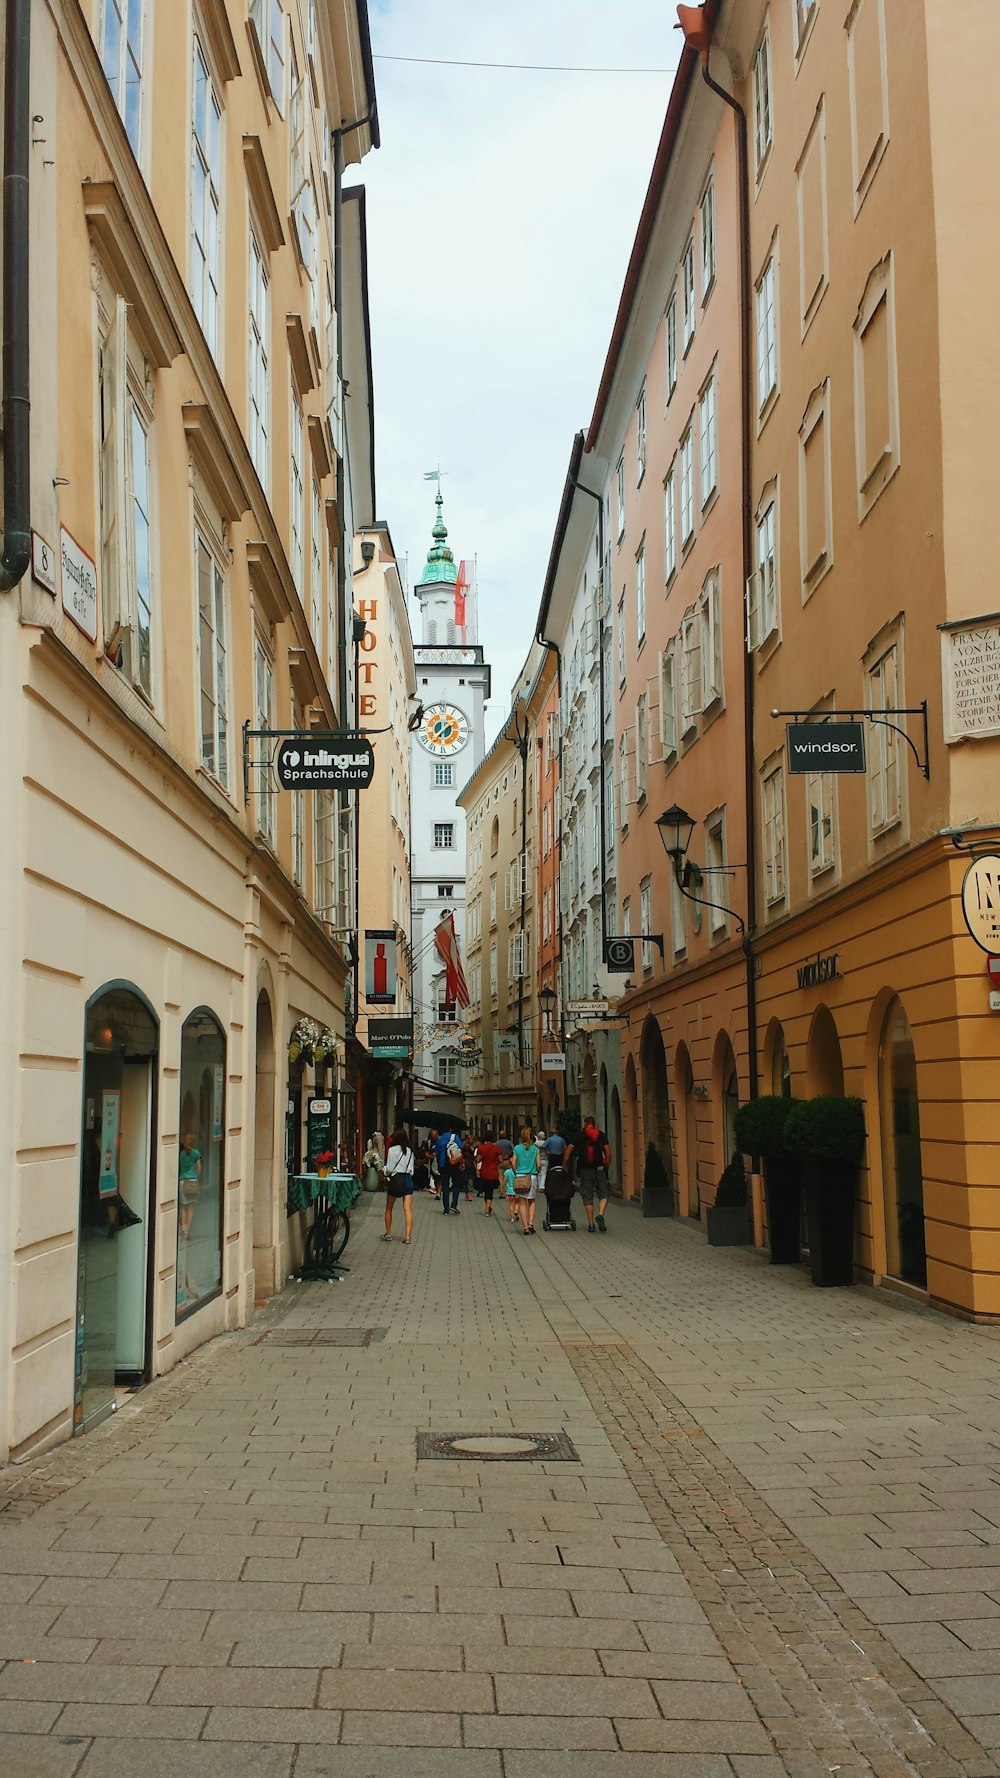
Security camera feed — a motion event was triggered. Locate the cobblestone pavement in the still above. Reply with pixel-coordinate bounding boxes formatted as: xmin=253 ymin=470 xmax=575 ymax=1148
xmin=2 ymin=1196 xmax=1000 ymax=1778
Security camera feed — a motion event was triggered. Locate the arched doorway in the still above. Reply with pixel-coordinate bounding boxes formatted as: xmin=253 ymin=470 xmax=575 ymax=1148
xmin=713 ymin=1031 xmax=740 ymax=1173
xmin=610 ymin=1086 xmax=623 ymax=1198
xmin=674 ymin=1041 xmax=698 ymax=1219
xmin=76 ymin=983 xmax=159 ymax=1433
xmin=624 ymin=1053 xmax=639 ymax=1199
xmin=879 ymin=998 xmax=926 ymax=1287
xmin=807 ymin=1005 xmax=844 ymax=1096
xmin=253 ymin=990 xmax=276 ymax=1299
xmin=640 ymin=1017 xmax=672 ymax=1202
xmin=599 ymin=1063 xmax=609 ymax=1138
xmin=765 ymin=1019 xmax=792 ymax=1097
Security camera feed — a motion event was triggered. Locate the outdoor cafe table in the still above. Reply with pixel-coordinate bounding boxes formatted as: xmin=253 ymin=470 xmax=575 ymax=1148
xmin=286 ymin=1171 xmax=360 ymax=1281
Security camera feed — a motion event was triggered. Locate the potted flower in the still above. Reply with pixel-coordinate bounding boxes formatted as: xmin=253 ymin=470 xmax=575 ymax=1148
xmin=733 ymin=1096 xmax=802 ymax=1265
xmin=313 ymin=1026 xmax=336 ymax=1067
xmin=785 ymin=1096 xmax=866 ymax=1287
xmin=706 ymin=1154 xmax=750 ymax=1246
xmin=642 ymin=1142 xmax=673 ymax=1217
xmin=289 ymin=1016 xmax=319 ymax=1068
xmin=314 ymin=1149 xmax=335 ymax=1179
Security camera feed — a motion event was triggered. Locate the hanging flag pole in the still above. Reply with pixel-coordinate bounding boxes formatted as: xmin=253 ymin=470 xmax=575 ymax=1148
xmin=433 ymin=912 xmax=470 ymax=1010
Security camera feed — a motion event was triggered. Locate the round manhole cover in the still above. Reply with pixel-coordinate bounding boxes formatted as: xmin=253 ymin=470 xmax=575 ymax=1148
xmin=449 ymin=1435 xmax=539 ymax=1456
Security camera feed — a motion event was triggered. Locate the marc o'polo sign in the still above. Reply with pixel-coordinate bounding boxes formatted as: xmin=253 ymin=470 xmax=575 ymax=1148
xmin=961 ymin=854 xmax=1000 ymax=954
xmin=276 ymin=735 xmax=375 ymax=790
xmin=786 ymin=722 xmax=866 ymax=774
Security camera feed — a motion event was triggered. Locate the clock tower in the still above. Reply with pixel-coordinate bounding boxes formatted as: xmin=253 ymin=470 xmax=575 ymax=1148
xmin=410 ymin=492 xmax=491 ymax=1100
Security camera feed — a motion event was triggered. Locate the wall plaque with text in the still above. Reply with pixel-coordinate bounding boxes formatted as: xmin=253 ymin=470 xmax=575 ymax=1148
xmin=942 ymin=618 xmax=1000 ymax=742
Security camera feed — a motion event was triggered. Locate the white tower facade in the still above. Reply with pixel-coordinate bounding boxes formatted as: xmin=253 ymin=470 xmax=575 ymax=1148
xmin=409 ymin=495 xmax=491 ymax=1101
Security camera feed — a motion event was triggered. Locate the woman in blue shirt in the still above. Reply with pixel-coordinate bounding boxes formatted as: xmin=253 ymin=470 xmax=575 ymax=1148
xmin=512 ymin=1125 xmax=540 ymax=1235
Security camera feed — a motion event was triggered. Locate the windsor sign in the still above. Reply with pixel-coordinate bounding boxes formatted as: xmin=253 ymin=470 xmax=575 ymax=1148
xmin=786 ymin=722 xmax=866 ymax=774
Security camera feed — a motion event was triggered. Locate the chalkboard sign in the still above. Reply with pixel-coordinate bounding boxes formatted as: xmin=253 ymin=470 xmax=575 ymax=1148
xmin=307 ymin=1096 xmax=334 ymax=1169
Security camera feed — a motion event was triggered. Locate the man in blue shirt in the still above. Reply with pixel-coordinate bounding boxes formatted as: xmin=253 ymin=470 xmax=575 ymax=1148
xmin=435 ymin=1127 xmax=462 ymax=1215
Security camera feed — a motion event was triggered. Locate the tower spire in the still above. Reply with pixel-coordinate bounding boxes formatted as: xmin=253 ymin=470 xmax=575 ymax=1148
xmin=417 ymin=486 xmax=457 ymax=586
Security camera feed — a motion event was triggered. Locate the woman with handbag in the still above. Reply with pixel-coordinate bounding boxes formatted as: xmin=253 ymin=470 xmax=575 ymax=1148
xmin=380 ymin=1127 xmax=415 ymax=1244
xmin=512 ymin=1125 xmax=540 ymax=1235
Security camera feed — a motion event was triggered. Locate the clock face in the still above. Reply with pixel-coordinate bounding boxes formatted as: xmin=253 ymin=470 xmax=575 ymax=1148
xmin=418 ymin=703 xmax=470 ymax=755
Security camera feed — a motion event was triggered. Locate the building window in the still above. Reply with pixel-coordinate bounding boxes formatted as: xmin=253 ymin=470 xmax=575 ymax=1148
xmin=616 ymin=456 xmax=625 ymax=539
xmin=868 ymin=642 xmax=901 ymax=834
xmin=681 ymin=234 xmax=696 ymax=351
xmin=640 ymin=877 xmax=653 ymax=969
xmin=700 ymin=175 xmax=716 ymax=298
xmin=636 ymin=541 xmax=646 ymax=644
xmin=664 ymin=466 xmax=677 ymax=583
xmin=196 ymin=528 xmax=228 ymax=787
xmin=636 ymin=385 xmax=647 ymax=483
xmin=437 ymin=883 xmax=454 ymax=898
xmin=291 ymin=784 xmax=304 ymax=886
xmin=617 ymin=593 xmax=626 ymax=687
xmin=191 ymin=36 xmax=222 ymax=357
xmin=636 ymin=696 xmax=648 ymax=802
xmin=753 ymin=24 xmax=772 ymax=174
xmin=797 ymin=100 xmax=829 ymax=333
xmin=433 ymin=823 xmax=454 ymax=849
xmin=254 ymin=638 xmax=275 ymax=844
xmin=436 ymin=1053 xmax=462 ymax=1088
xmin=101 ymin=0 xmax=144 ymax=159
xmin=748 ymin=495 xmax=779 ymax=649
xmin=250 ymin=0 xmax=286 ymax=110
xmin=756 ymin=252 xmax=777 ymax=414
xmin=761 ymin=758 xmax=787 ymax=906
xmin=705 ymin=810 xmax=727 ymax=934
xmin=795 ymin=0 xmax=819 ymax=53
xmin=489 ymin=876 xmax=497 ymax=922
xmin=98 ymin=296 xmax=154 ymax=701
xmin=680 ymin=609 xmax=702 ymax=734
xmin=807 ymin=765 xmax=836 ymax=876
xmin=699 ymin=571 xmax=722 ymax=709
xmin=290 ymin=385 xmax=305 ymax=594
xmin=699 ymin=373 xmax=718 ymax=507
xmin=313 ymin=788 xmax=336 ymax=918
xmin=289 ymin=38 xmax=305 ymax=213
xmin=176 ymin=1008 xmax=225 ymax=1318
xmin=248 ymin=221 xmax=270 ymax=489
xmin=489 ymin=942 xmax=497 ymax=998
xmin=848 ymin=0 xmax=890 ymax=210
xmin=666 ymin=292 xmax=678 ymax=399
xmin=660 ymin=640 xmax=676 ymax=759
xmin=679 ymin=424 xmax=695 ymax=544
xmin=434 ymin=762 xmax=454 ymax=787
xmin=799 ymin=380 xmax=832 ymax=595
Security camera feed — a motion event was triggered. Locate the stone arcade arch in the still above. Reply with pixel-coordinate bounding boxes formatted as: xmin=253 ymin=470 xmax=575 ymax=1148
xmin=674 ymin=1040 xmax=698 ymax=1219
xmin=624 ymin=1052 xmax=639 ymax=1199
xmin=640 ymin=1016 xmax=672 ymax=1202
xmin=610 ymin=1085 xmax=623 ymax=1197
xmin=878 ymin=995 xmax=927 ymax=1288
xmin=806 ymin=1004 xmax=844 ymax=1097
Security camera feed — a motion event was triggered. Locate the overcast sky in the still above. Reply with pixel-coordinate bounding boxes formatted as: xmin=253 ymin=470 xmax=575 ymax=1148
xmin=359 ymin=2 xmax=678 ymax=741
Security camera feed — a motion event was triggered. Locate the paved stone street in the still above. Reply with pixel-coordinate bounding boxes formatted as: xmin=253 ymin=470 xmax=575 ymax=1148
xmin=2 ymin=1197 xmax=1000 ymax=1778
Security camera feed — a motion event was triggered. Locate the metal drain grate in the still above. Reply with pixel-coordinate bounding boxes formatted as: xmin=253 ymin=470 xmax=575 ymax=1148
xmin=267 ymin=1327 xmax=387 ymax=1348
xmin=417 ymin=1430 xmax=580 ymax=1463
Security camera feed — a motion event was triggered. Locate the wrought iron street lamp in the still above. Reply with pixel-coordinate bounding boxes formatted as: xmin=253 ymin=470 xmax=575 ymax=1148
xmin=538 ymin=983 xmax=557 ymax=1034
xmin=656 ymin=804 xmax=697 ymax=882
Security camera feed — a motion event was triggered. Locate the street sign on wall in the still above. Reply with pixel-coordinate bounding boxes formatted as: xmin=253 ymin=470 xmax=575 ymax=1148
xmin=786 ymin=722 xmax=866 ymax=774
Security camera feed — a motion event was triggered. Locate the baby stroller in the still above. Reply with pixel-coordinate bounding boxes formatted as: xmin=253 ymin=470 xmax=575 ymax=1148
xmin=542 ymin=1162 xmax=576 ymax=1232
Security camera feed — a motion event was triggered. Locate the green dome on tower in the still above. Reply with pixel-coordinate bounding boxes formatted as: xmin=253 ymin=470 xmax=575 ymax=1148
xmin=417 ymin=491 xmax=458 ymax=586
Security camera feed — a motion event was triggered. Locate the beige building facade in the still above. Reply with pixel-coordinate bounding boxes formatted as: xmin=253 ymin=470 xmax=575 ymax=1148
xmin=0 ymin=0 xmax=377 ymax=1457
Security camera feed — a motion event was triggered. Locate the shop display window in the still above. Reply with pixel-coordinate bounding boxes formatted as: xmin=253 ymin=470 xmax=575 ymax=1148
xmin=177 ymin=1008 xmax=225 ymax=1317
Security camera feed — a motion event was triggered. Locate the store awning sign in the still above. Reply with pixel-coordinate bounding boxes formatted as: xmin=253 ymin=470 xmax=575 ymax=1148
xmin=786 ymin=722 xmax=866 ymax=774
xmin=276 ymin=735 xmax=375 ymax=790
xmin=961 ymin=854 xmax=1000 ymax=954
xmin=369 ymin=1016 xmax=413 ymax=1060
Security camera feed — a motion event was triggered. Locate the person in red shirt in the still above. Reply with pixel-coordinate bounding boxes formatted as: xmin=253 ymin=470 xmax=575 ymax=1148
xmin=475 ymin=1130 xmax=501 ymax=1216
xmin=565 ymin=1115 xmax=612 ymax=1233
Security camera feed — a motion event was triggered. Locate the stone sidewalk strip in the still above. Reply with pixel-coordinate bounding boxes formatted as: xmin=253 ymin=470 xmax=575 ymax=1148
xmin=0 ymin=1195 xmax=999 ymax=1776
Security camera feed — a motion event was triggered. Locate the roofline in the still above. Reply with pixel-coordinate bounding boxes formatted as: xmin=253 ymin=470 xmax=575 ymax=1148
xmin=342 ymin=185 xmax=376 ymax=516
xmin=354 ymin=0 xmax=381 ymax=149
xmin=584 ymin=0 xmax=718 ymax=453
xmin=535 ymin=430 xmax=586 ymax=641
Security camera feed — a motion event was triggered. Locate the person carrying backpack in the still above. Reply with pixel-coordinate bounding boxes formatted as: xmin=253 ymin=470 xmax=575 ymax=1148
xmin=439 ymin=1127 xmax=464 ymax=1215
xmin=566 ymin=1114 xmax=612 ymax=1233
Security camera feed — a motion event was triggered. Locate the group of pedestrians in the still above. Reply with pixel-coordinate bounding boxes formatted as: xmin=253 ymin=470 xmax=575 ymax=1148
xmin=373 ymin=1114 xmax=614 ymax=1244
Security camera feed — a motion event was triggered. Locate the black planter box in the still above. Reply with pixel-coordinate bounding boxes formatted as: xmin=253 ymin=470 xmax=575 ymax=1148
xmin=804 ymin=1161 xmax=857 ymax=1285
xmin=706 ymin=1204 xmax=751 ymax=1247
xmin=764 ymin=1155 xmax=803 ymax=1265
xmin=642 ymin=1186 xmax=673 ymax=1218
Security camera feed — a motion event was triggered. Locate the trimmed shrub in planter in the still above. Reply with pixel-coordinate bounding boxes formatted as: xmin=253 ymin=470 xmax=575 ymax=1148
xmin=786 ymin=1096 xmax=866 ymax=1287
xmin=642 ymin=1142 xmax=673 ymax=1217
xmin=732 ymin=1096 xmax=802 ymax=1265
xmin=706 ymin=1155 xmax=751 ymax=1247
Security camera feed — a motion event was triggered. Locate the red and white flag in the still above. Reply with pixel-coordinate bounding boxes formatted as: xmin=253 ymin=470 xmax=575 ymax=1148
xmin=454 ymin=560 xmax=468 ymax=636
xmin=434 ymin=912 xmax=470 ymax=1010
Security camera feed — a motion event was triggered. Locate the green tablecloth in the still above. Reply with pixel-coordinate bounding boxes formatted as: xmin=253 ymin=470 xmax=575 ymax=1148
xmin=286 ymin=1172 xmax=361 ymax=1214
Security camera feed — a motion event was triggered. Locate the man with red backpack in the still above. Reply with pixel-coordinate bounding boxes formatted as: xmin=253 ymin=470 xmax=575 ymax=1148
xmin=566 ymin=1114 xmax=612 ymax=1233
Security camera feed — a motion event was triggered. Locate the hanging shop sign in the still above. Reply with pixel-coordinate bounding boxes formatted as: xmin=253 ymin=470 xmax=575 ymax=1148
xmin=567 ymin=999 xmax=611 ymax=1017
xmin=604 ymin=937 xmax=635 ymax=973
xmin=961 ymin=855 xmax=1000 ymax=954
xmin=541 ymin=1053 xmax=567 ymax=1072
xmin=306 ymin=1096 xmax=334 ymax=1168
xmin=364 ymin=930 xmax=397 ymax=1005
xmin=786 ymin=722 xmax=866 ymax=774
xmin=796 ymin=952 xmax=841 ymax=989
xmin=369 ymin=1017 xmax=413 ymax=1060
xmin=276 ymin=734 xmax=375 ymax=790
xmin=457 ymin=1050 xmax=481 ymax=1068
xmin=496 ymin=1034 xmax=519 ymax=1055
xmin=60 ymin=527 xmax=98 ymax=642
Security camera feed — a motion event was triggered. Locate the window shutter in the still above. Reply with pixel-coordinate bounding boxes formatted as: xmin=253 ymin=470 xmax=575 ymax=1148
xmin=99 ymin=297 xmax=128 ymax=658
xmin=745 ymin=572 xmax=760 ymax=652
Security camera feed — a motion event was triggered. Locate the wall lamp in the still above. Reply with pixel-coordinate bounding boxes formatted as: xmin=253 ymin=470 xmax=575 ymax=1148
xmin=538 ymin=983 xmax=557 ymax=1033
xmin=656 ymin=804 xmax=747 ymax=937
xmin=360 ymin=539 xmax=376 ymax=565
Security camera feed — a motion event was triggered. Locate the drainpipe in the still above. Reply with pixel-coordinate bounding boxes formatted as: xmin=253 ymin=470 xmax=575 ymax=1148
xmin=0 ymin=0 xmax=31 ymax=592
xmin=678 ymin=8 xmax=759 ymax=1102
xmin=569 ymin=481 xmax=608 ymax=961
